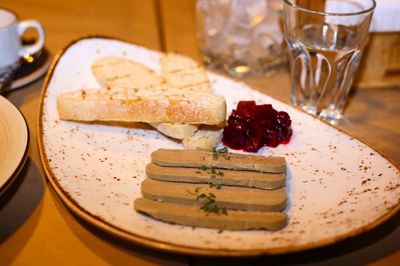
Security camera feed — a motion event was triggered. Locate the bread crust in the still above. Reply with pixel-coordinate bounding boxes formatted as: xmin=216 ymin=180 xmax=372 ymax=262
xmin=57 ymin=88 xmax=226 ymax=125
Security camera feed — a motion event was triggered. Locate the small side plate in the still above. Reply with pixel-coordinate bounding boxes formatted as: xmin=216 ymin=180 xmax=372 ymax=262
xmin=0 ymin=96 xmax=29 ymax=195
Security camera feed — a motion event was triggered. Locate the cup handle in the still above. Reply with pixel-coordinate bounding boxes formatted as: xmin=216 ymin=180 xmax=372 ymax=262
xmin=17 ymin=20 xmax=45 ymax=57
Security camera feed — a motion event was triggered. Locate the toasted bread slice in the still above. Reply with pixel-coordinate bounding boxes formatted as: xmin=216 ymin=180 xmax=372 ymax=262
xmin=92 ymin=57 xmax=202 ymax=139
xmin=57 ymin=87 xmax=226 ymax=125
xmin=154 ymin=54 xmax=213 ymax=138
xmin=161 ymin=53 xmax=212 ymax=92
xmin=92 ymin=57 xmax=164 ymax=88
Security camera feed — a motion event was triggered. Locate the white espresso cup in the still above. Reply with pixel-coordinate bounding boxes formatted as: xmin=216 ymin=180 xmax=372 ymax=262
xmin=0 ymin=8 xmax=45 ymax=69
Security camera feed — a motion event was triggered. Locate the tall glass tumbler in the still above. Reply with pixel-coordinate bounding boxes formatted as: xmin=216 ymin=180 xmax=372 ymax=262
xmin=196 ymin=0 xmax=286 ymax=77
xmin=283 ymin=0 xmax=376 ymax=123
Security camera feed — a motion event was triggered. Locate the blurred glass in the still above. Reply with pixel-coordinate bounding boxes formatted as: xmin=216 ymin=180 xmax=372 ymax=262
xmin=196 ymin=0 xmax=286 ymax=77
xmin=283 ymin=0 xmax=376 ymax=124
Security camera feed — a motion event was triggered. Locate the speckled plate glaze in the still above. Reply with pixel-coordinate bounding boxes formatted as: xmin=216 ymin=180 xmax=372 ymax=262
xmin=38 ymin=37 xmax=400 ymax=256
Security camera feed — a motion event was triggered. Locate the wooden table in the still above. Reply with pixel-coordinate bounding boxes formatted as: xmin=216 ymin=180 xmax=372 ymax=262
xmin=0 ymin=1 xmax=399 ymax=265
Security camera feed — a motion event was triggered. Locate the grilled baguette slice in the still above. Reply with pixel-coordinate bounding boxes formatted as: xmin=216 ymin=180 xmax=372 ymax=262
xmin=92 ymin=56 xmax=204 ymax=139
xmin=161 ymin=53 xmax=212 ymax=92
xmin=92 ymin=57 xmax=165 ymax=88
xmin=57 ymin=87 xmax=226 ymax=125
xmin=156 ymin=54 xmax=213 ymax=138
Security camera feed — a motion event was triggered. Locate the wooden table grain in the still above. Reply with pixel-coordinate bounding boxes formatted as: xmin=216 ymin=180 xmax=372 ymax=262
xmin=0 ymin=1 xmax=399 ymax=265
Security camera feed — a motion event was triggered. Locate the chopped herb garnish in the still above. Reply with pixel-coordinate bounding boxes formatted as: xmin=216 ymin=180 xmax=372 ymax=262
xmin=197 ymin=165 xmax=224 ymax=187
xmin=197 ymin=193 xmax=207 ymax=199
xmin=195 ymin=187 xmax=201 ymax=193
xmin=198 ymin=166 xmax=222 ymax=179
xmin=196 ymin=192 xmax=227 ymax=215
xmin=199 ymin=165 xmax=208 ymax=171
xmin=212 ymin=147 xmax=219 ymax=160
xmin=209 ymin=182 xmax=223 ymax=189
xmin=212 ymin=147 xmax=230 ymax=160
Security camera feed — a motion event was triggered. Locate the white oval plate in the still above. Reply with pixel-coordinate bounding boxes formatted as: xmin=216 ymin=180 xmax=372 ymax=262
xmin=0 ymin=96 xmax=29 ymax=195
xmin=38 ymin=37 xmax=400 ymax=256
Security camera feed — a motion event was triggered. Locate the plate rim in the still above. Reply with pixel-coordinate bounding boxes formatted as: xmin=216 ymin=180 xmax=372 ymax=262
xmin=37 ymin=35 xmax=400 ymax=256
xmin=0 ymin=96 xmax=30 ymax=196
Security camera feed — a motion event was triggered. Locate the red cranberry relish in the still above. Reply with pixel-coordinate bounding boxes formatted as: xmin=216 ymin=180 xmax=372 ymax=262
xmin=222 ymin=101 xmax=292 ymax=152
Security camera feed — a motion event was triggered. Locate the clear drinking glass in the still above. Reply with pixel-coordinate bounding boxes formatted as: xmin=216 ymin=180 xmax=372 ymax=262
xmin=196 ymin=0 xmax=286 ymax=77
xmin=283 ymin=0 xmax=376 ymax=123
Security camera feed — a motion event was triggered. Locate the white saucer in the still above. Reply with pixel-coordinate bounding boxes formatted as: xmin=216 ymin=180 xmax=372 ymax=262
xmin=10 ymin=48 xmax=52 ymax=90
xmin=0 ymin=96 xmax=29 ymax=194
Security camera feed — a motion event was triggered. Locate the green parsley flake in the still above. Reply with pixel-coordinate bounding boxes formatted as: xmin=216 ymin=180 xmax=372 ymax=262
xmin=199 ymin=165 xmax=208 ymax=171
xmin=196 ymin=164 xmax=225 ymax=188
xmin=209 ymin=182 xmax=223 ymax=189
xmin=212 ymin=147 xmax=230 ymax=160
xmin=196 ymin=192 xmax=227 ymax=215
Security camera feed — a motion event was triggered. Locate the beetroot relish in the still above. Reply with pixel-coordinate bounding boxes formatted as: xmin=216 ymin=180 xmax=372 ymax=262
xmin=222 ymin=101 xmax=292 ymax=152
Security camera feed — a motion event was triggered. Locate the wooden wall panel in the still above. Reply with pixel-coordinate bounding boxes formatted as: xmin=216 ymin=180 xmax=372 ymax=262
xmin=158 ymin=0 xmax=200 ymax=61
xmin=0 ymin=0 xmax=162 ymax=53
